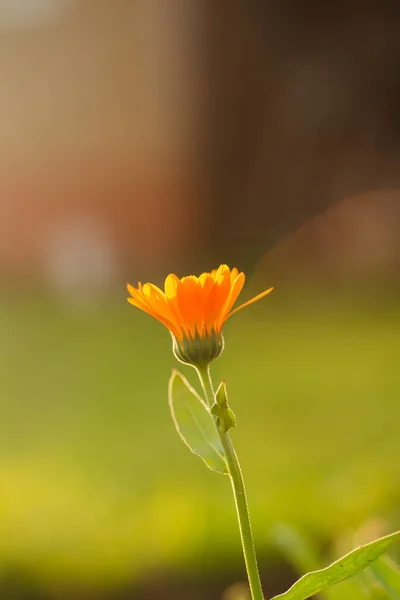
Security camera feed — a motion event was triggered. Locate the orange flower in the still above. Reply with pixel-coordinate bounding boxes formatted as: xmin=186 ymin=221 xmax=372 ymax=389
xmin=127 ymin=264 xmax=273 ymax=366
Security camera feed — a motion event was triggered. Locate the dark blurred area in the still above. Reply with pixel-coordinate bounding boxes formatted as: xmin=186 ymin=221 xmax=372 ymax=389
xmin=1 ymin=1 xmax=400 ymax=599
xmin=203 ymin=0 xmax=400 ymax=269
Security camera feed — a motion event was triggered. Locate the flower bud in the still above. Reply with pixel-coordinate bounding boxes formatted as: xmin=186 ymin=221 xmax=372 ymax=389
xmin=172 ymin=328 xmax=225 ymax=369
xmin=211 ymin=380 xmax=236 ymax=432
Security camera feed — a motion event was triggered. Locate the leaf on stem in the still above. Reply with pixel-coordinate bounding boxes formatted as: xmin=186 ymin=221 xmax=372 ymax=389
xmin=168 ymin=370 xmax=228 ymax=474
xmin=270 ymin=530 xmax=400 ymax=600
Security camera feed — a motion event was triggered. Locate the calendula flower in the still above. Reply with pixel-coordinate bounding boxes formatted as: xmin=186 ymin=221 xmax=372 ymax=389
xmin=127 ymin=264 xmax=273 ymax=367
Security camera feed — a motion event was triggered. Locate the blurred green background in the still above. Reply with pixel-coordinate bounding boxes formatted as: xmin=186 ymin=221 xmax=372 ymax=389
xmin=1 ymin=287 xmax=400 ymax=598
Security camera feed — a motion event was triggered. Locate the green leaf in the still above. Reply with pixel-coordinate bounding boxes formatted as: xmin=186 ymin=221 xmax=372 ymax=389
xmin=168 ymin=369 xmax=228 ymax=474
xmin=371 ymin=556 xmax=400 ymax=599
xmin=270 ymin=530 xmax=400 ymax=600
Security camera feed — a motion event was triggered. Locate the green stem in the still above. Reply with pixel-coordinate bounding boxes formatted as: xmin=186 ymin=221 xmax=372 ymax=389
xmin=197 ymin=365 xmax=265 ymax=600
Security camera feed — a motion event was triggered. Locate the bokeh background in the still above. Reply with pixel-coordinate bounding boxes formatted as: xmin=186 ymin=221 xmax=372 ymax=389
xmin=1 ymin=1 xmax=400 ymax=599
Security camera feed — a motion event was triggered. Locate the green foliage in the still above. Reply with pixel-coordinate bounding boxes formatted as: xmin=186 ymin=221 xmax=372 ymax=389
xmin=211 ymin=380 xmax=236 ymax=432
xmin=168 ymin=369 xmax=228 ymax=474
xmin=270 ymin=531 xmax=400 ymax=600
xmin=371 ymin=557 xmax=400 ymax=599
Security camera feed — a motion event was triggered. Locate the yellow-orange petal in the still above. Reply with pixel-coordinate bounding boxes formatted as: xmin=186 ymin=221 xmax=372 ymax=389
xmin=127 ymin=280 xmax=182 ymax=335
xmin=127 ymin=283 xmax=140 ymax=297
xmin=127 ymin=284 xmax=154 ymax=308
xmin=227 ymin=287 xmax=274 ymax=319
xmin=164 ymin=273 xmax=179 ymax=298
xmin=229 ymin=267 xmax=239 ymax=282
xmin=175 ymin=276 xmax=204 ymax=337
xmin=127 ymin=266 xmax=273 ymax=354
xmin=217 ymin=271 xmax=246 ymax=328
xmin=127 ymin=297 xmax=181 ymax=337
xmin=142 ymin=282 xmax=166 ymax=301
xmin=203 ymin=269 xmax=232 ymax=332
xmin=199 ymin=271 xmax=210 ymax=286
xmin=214 ymin=264 xmax=230 ymax=283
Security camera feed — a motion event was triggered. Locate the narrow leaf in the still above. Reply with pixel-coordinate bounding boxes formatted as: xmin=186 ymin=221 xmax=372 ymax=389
xmin=371 ymin=556 xmax=400 ymax=599
xmin=168 ymin=370 xmax=228 ymax=474
xmin=270 ymin=530 xmax=400 ymax=600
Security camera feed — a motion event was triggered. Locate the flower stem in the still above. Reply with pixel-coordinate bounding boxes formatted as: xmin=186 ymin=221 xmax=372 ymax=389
xmin=197 ymin=366 xmax=265 ymax=600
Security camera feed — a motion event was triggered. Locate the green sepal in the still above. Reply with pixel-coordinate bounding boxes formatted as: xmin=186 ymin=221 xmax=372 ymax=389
xmin=171 ymin=329 xmax=224 ymax=368
xmin=168 ymin=370 xmax=228 ymax=474
xmin=210 ymin=403 xmax=220 ymax=417
xmin=216 ymin=380 xmax=229 ymax=407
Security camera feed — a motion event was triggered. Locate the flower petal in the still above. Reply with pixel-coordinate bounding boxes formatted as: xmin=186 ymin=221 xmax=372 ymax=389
xmin=176 ymin=276 xmax=204 ymax=337
xmin=216 ymin=271 xmax=245 ymax=329
xmin=227 ymin=287 xmax=274 ymax=319
xmin=128 ymin=297 xmax=179 ymax=335
xmin=128 ymin=280 xmax=181 ymax=336
xmin=127 ymin=265 xmax=273 ymax=348
xmin=164 ymin=273 xmax=179 ymax=298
